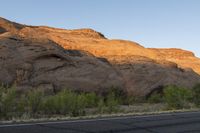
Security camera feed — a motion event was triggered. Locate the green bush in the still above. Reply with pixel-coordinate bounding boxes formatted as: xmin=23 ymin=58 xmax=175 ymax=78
xmin=106 ymin=90 xmax=119 ymax=113
xmin=27 ymin=90 xmax=44 ymax=114
xmin=57 ymin=90 xmax=74 ymax=114
xmin=107 ymin=87 xmax=124 ymax=104
xmin=49 ymin=90 xmax=77 ymax=115
xmin=84 ymin=92 xmax=99 ymax=108
xmin=71 ymin=94 xmax=87 ymax=116
xmin=192 ymin=84 xmax=200 ymax=106
xmin=0 ymin=85 xmax=5 ymax=117
xmin=0 ymin=87 xmax=103 ymax=119
xmin=41 ymin=95 xmax=59 ymax=114
xmin=97 ymin=99 xmax=106 ymax=113
xmin=148 ymin=92 xmax=163 ymax=103
xmin=163 ymin=85 xmax=192 ymax=109
xmin=0 ymin=86 xmax=17 ymax=119
xmin=42 ymin=90 xmax=89 ymax=116
xmin=16 ymin=94 xmax=27 ymax=116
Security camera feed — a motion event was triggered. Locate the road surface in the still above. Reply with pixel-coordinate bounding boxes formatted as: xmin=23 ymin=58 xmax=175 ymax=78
xmin=1 ymin=111 xmax=200 ymax=133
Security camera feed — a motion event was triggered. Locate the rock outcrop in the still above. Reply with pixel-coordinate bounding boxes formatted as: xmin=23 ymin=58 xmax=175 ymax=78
xmin=0 ymin=34 xmax=123 ymax=94
xmin=1 ymin=17 xmax=200 ymax=97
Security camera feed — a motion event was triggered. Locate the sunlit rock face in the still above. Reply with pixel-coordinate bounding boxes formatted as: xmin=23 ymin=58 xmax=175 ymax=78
xmin=1 ymin=17 xmax=200 ymax=96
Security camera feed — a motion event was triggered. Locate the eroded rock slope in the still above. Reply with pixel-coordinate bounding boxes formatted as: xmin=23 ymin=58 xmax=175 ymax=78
xmin=1 ymin=17 xmax=200 ymax=96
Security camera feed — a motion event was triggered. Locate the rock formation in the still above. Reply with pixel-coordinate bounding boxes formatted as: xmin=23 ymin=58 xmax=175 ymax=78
xmin=1 ymin=17 xmax=200 ymax=97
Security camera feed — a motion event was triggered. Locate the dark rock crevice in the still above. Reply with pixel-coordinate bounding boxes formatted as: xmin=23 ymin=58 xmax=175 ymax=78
xmin=0 ymin=27 xmax=6 ymax=34
xmin=146 ymin=85 xmax=164 ymax=99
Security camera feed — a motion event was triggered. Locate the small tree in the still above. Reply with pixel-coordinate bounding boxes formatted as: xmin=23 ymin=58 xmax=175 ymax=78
xmin=163 ymin=85 xmax=192 ymax=109
xmin=192 ymin=84 xmax=200 ymax=106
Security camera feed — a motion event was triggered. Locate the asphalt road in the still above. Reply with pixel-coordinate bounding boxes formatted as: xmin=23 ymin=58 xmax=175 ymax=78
xmin=1 ymin=111 xmax=200 ymax=133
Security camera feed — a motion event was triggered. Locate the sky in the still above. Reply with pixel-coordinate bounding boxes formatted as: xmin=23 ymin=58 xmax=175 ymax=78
xmin=1 ymin=0 xmax=200 ymax=57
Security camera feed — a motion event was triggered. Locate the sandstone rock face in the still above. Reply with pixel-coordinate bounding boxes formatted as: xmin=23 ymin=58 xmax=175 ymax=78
xmin=0 ymin=22 xmax=123 ymax=94
xmin=1 ymin=17 xmax=200 ymax=96
xmin=150 ymin=48 xmax=200 ymax=74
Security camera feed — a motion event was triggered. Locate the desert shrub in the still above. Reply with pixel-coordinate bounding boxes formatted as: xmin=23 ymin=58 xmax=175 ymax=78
xmin=0 ymin=86 xmax=17 ymax=119
xmin=52 ymin=89 xmax=77 ymax=115
xmin=16 ymin=94 xmax=27 ymax=116
xmin=27 ymin=90 xmax=44 ymax=114
xmin=163 ymin=85 xmax=192 ymax=109
xmin=84 ymin=92 xmax=99 ymax=108
xmin=0 ymin=85 xmax=5 ymax=117
xmin=106 ymin=90 xmax=120 ymax=113
xmin=97 ymin=99 xmax=106 ymax=113
xmin=107 ymin=87 xmax=125 ymax=104
xmin=0 ymin=85 xmax=128 ymax=119
xmin=192 ymin=84 xmax=200 ymax=106
xmin=148 ymin=92 xmax=163 ymax=103
xmin=42 ymin=89 xmax=88 ymax=116
xmin=41 ymin=95 xmax=59 ymax=114
xmin=71 ymin=94 xmax=87 ymax=116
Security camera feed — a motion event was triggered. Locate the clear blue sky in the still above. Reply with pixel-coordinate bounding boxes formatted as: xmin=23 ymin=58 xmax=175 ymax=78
xmin=1 ymin=0 xmax=200 ymax=57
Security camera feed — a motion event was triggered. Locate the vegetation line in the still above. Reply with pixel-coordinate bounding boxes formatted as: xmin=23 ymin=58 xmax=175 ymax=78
xmin=0 ymin=84 xmax=200 ymax=122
